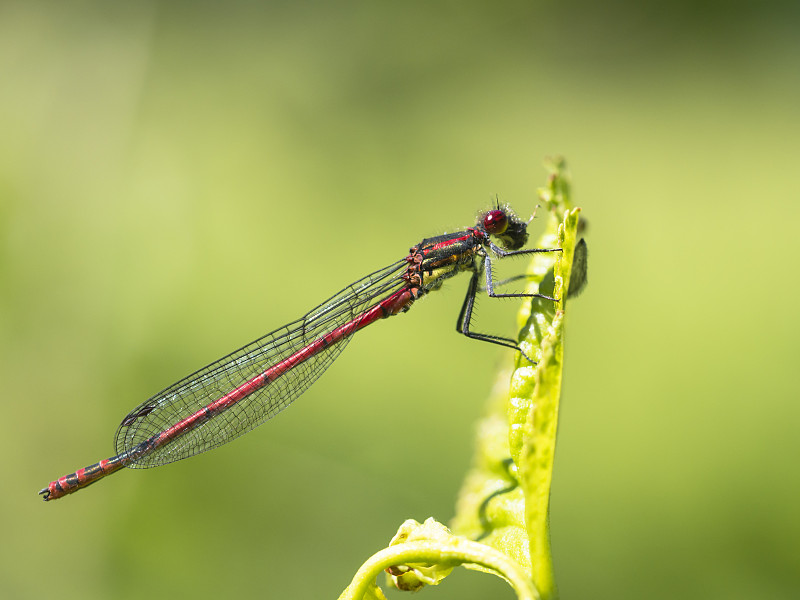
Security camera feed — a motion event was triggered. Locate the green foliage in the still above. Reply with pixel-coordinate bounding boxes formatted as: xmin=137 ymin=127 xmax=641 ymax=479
xmin=340 ymin=159 xmax=583 ymax=600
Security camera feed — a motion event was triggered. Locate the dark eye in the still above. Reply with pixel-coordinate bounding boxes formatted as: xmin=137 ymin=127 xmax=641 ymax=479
xmin=483 ymin=209 xmax=508 ymax=235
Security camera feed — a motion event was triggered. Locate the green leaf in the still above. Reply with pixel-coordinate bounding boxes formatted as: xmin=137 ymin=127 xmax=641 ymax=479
xmin=340 ymin=159 xmax=584 ymax=600
xmin=452 ymin=158 xmax=582 ymax=600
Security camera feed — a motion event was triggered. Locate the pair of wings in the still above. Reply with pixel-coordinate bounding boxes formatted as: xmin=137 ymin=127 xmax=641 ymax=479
xmin=115 ymin=259 xmax=407 ymax=468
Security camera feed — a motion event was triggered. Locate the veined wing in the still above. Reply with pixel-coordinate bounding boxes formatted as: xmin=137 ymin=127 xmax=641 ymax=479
xmin=114 ymin=259 xmax=407 ymax=468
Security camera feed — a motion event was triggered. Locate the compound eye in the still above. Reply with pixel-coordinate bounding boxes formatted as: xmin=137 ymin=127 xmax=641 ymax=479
xmin=483 ymin=209 xmax=508 ymax=235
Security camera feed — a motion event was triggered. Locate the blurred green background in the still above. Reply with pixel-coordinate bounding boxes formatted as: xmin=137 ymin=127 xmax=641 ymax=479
xmin=2 ymin=1 xmax=798 ymax=599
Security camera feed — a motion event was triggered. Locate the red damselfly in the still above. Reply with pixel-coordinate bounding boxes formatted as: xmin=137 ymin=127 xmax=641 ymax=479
xmin=40 ymin=203 xmax=560 ymax=501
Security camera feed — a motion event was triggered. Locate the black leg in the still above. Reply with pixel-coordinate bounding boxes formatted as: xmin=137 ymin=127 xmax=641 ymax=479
xmin=483 ymin=252 xmax=558 ymax=302
xmin=455 ymin=247 xmax=561 ymax=362
xmin=487 ymin=242 xmax=562 ymax=260
xmin=457 ymin=270 xmax=534 ymax=359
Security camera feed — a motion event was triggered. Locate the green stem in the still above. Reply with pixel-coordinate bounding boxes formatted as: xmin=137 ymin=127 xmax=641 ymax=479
xmin=339 ymin=538 xmax=537 ymax=600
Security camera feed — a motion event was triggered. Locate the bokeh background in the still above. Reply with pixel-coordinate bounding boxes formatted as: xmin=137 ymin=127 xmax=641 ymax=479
xmin=2 ymin=2 xmax=798 ymax=599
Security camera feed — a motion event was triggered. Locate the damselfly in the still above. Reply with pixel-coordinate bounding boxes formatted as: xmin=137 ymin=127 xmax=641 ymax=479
xmin=40 ymin=203 xmax=560 ymax=501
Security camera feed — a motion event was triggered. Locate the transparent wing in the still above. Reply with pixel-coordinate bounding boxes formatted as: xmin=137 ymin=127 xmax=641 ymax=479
xmin=115 ymin=259 xmax=407 ymax=468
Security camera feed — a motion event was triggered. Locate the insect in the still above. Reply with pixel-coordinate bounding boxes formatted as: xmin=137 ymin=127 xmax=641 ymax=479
xmin=40 ymin=203 xmax=560 ymax=500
